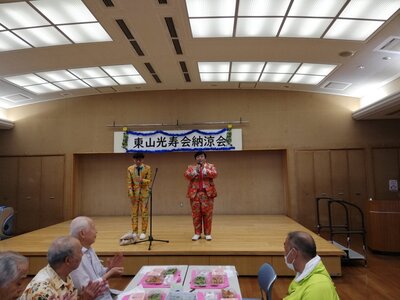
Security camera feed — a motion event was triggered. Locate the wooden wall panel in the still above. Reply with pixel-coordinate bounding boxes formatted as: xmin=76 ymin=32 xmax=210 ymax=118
xmin=0 ymin=157 xmax=18 ymax=209
xmin=76 ymin=151 xmax=286 ymax=216
xmin=40 ymin=156 xmax=65 ymax=227
xmin=16 ymin=157 xmax=41 ymax=234
xmin=372 ymin=148 xmax=400 ymax=200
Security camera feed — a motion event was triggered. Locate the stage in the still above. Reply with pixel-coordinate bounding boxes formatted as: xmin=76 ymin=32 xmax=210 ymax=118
xmin=0 ymin=215 xmax=344 ymax=276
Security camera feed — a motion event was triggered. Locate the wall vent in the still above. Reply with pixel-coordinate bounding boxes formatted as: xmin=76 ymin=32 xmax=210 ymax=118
xmin=116 ymin=19 xmax=144 ymax=56
xmin=1 ymin=93 xmax=32 ymax=103
xmin=165 ymin=17 xmax=183 ymax=55
xmin=102 ymin=0 xmax=114 ymax=7
xmin=145 ymin=63 xmax=162 ymax=83
xmin=179 ymin=61 xmax=191 ymax=82
xmin=322 ymin=81 xmax=351 ymax=90
xmin=158 ymin=0 xmax=168 ymax=4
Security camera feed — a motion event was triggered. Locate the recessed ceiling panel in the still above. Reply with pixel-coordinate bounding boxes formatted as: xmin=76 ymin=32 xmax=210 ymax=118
xmin=113 ymin=76 xmax=146 ymax=85
xmin=5 ymin=74 xmax=46 ymax=86
xmin=264 ymin=62 xmax=300 ymax=73
xmin=198 ymin=62 xmax=230 ymax=73
xmin=236 ymin=18 xmax=282 ymax=37
xmin=339 ymin=0 xmax=400 ymax=20
xmin=69 ymin=67 xmax=108 ymax=79
xmin=24 ymin=83 xmax=62 ymax=94
xmin=189 ymin=18 xmax=234 ymax=38
xmin=0 ymin=31 xmax=31 ymax=52
xmin=238 ymin=0 xmax=291 ymax=16
xmin=290 ymin=74 xmax=324 ymax=84
xmin=102 ymin=65 xmax=139 ymax=76
xmin=31 ymin=0 xmax=97 ymax=24
xmin=54 ymin=80 xmax=89 ymax=90
xmin=231 ymin=62 xmax=265 ymax=72
xmin=186 ymin=0 xmax=236 ymax=17
xmin=288 ymin=0 xmax=346 ymax=17
xmin=260 ymin=73 xmax=291 ymax=83
xmin=230 ymin=73 xmax=260 ymax=82
xmin=297 ymin=63 xmax=336 ymax=75
xmin=280 ymin=18 xmax=332 ymax=38
xmin=0 ymin=2 xmax=49 ymax=28
xmin=37 ymin=70 xmax=77 ymax=82
xmin=57 ymin=23 xmax=112 ymax=43
xmin=200 ymin=73 xmax=229 ymax=81
xmin=325 ymin=19 xmax=384 ymax=41
xmin=83 ymin=77 xmax=117 ymax=87
xmin=13 ymin=27 xmax=71 ymax=47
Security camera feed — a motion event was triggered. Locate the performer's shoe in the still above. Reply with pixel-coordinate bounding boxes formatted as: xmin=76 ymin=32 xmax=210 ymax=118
xmin=139 ymin=233 xmax=146 ymax=240
xmin=205 ymin=235 xmax=212 ymax=241
xmin=120 ymin=232 xmax=137 ymax=240
xmin=192 ymin=234 xmax=201 ymax=241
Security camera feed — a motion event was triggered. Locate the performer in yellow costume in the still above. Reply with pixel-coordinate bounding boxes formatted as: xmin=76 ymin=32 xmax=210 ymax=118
xmin=120 ymin=152 xmax=152 ymax=245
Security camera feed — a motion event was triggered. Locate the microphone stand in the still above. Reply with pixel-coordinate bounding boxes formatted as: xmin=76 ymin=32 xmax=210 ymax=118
xmin=134 ymin=167 xmax=169 ymax=250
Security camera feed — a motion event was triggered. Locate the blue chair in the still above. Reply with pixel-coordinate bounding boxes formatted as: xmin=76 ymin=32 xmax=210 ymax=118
xmin=0 ymin=206 xmax=15 ymax=240
xmin=258 ymin=263 xmax=277 ymax=300
xmin=243 ymin=263 xmax=277 ymax=300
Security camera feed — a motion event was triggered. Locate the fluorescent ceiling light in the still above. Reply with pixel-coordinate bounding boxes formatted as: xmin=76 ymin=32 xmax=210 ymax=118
xmin=69 ymin=67 xmax=108 ymax=79
xmin=288 ymin=0 xmax=346 ymax=17
xmin=198 ymin=62 xmax=230 ymax=73
xmin=0 ymin=31 xmax=31 ymax=52
xmin=236 ymin=18 xmax=282 ymax=37
xmin=264 ymin=62 xmax=300 ymax=73
xmin=325 ymin=19 xmax=383 ymax=41
xmin=339 ymin=0 xmax=400 ymax=20
xmin=231 ymin=62 xmax=265 ymax=73
xmin=58 ymin=23 xmax=112 ymax=43
xmin=290 ymin=74 xmax=324 ymax=85
xmin=0 ymin=2 xmax=49 ymax=29
xmin=260 ymin=73 xmax=291 ymax=83
xmin=200 ymin=73 xmax=229 ymax=82
xmin=113 ymin=76 xmax=146 ymax=85
xmin=186 ymin=0 xmax=236 ymax=17
xmin=24 ymin=83 xmax=62 ymax=94
xmin=280 ymin=18 xmax=332 ymax=38
xmin=31 ymin=0 xmax=96 ymax=25
xmin=54 ymin=80 xmax=89 ymax=90
xmin=297 ymin=63 xmax=336 ymax=76
xmin=5 ymin=74 xmax=46 ymax=86
xmin=189 ymin=18 xmax=234 ymax=38
xmin=13 ymin=27 xmax=71 ymax=47
xmin=230 ymin=73 xmax=260 ymax=82
xmin=102 ymin=65 xmax=139 ymax=76
xmin=238 ymin=0 xmax=291 ymax=16
xmin=37 ymin=70 xmax=77 ymax=82
xmin=0 ymin=25 xmax=5 ymax=30
xmin=83 ymin=77 xmax=117 ymax=87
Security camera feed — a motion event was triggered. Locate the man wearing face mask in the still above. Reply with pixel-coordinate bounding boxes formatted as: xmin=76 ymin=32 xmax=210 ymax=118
xmin=184 ymin=151 xmax=217 ymax=241
xmin=283 ymin=231 xmax=340 ymax=300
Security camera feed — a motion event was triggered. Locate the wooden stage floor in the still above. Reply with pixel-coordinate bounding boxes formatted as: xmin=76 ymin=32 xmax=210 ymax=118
xmin=0 ymin=215 xmax=343 ymax=276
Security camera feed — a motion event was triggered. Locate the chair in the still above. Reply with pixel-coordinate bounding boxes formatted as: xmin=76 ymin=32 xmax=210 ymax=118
xmin=0 ymin=206 xmax=15 ymax=240
xmin=258 ymin=263 xmax=277 ymax=300
xmin=243 ymin=263 xmax=277 ymax=300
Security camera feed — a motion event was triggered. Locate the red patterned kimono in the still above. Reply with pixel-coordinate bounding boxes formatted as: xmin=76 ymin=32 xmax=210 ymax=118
xmin=184 ymin=162 xmax=217 ymax=235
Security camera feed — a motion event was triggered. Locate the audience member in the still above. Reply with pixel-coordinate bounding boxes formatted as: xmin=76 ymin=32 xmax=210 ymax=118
xmin=0 ymin=251 xmax=29 ymax=300
xmin=21 ymin=236 xmax=107 ymax=300
xmin=283 ymin=231 xmax=340 ymax=300
xmin=70 ymin=216 xmax=124 ymax=300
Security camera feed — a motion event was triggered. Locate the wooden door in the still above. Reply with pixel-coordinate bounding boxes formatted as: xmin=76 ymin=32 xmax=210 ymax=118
xmin=0 ymin=157 xmax=18 ymax=209
xmin=16 ymin=157 xmax=41 ymax=233
xmin=373 ymin=148 xmax=399 ymax=200
xmin=40 ymin=156 xmax=64 ymax=228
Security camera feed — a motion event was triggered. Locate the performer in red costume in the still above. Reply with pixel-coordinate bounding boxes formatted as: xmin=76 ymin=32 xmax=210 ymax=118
xmin=184 ymin=151 xmax=218 ymax=241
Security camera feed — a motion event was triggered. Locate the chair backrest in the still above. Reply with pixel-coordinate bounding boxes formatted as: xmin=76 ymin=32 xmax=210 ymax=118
xmin=257 ymin=263 xmax=277 ymax=300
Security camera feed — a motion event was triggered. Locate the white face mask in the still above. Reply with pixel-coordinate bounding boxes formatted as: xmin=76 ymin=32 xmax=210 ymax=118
xmin=284 ymin=248 xmax=296 ymax=271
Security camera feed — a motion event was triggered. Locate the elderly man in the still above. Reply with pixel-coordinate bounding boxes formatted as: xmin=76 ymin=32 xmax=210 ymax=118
xmin=0 ymin=251 xmax=29 ymax=300
xmin=283 ymin=231 xmax=340 ymax=300
xmin=70 ymin=216 xmax=124 ymax=300
xmin=21 ymin=236 xmax=106 ymax=300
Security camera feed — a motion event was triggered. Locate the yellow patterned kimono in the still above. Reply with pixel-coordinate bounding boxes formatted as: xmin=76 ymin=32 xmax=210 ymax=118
xmin=127 ymin=163 xmax=152 ymax=234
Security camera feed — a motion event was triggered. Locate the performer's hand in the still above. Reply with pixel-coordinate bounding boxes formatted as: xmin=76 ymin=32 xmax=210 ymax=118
xmin=107 ymin=252 xmax=123 ymax=269
xmin=81 ymin=280 xmax=108 ymax=300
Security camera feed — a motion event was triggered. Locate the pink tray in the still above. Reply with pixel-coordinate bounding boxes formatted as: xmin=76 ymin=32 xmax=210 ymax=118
xmin=196 ymin=291 xmax=241 ymax=300
xmin=190 ymin=270 xmax=229 ymax=289
xmin=139 ymin=270 xmax=181 ymax=288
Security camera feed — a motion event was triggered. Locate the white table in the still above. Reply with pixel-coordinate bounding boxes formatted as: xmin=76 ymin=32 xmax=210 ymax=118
xmin=121 ymin=265 xmax=241 ymax=300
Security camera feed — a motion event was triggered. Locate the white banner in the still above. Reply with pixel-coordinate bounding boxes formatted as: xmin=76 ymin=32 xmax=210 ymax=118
xmin=114 ymin=128 xmax=242 ymax=153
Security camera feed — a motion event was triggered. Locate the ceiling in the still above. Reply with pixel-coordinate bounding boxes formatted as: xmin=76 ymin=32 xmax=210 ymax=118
xmin=0 ymin=0 xmax=400 ymax=121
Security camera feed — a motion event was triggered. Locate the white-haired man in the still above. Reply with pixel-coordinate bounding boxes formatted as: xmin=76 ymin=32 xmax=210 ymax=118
xmin=0 ymin=251 xmax=29 ymax=300
xmin=70 ymin=216 xmax=124 ymax=300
